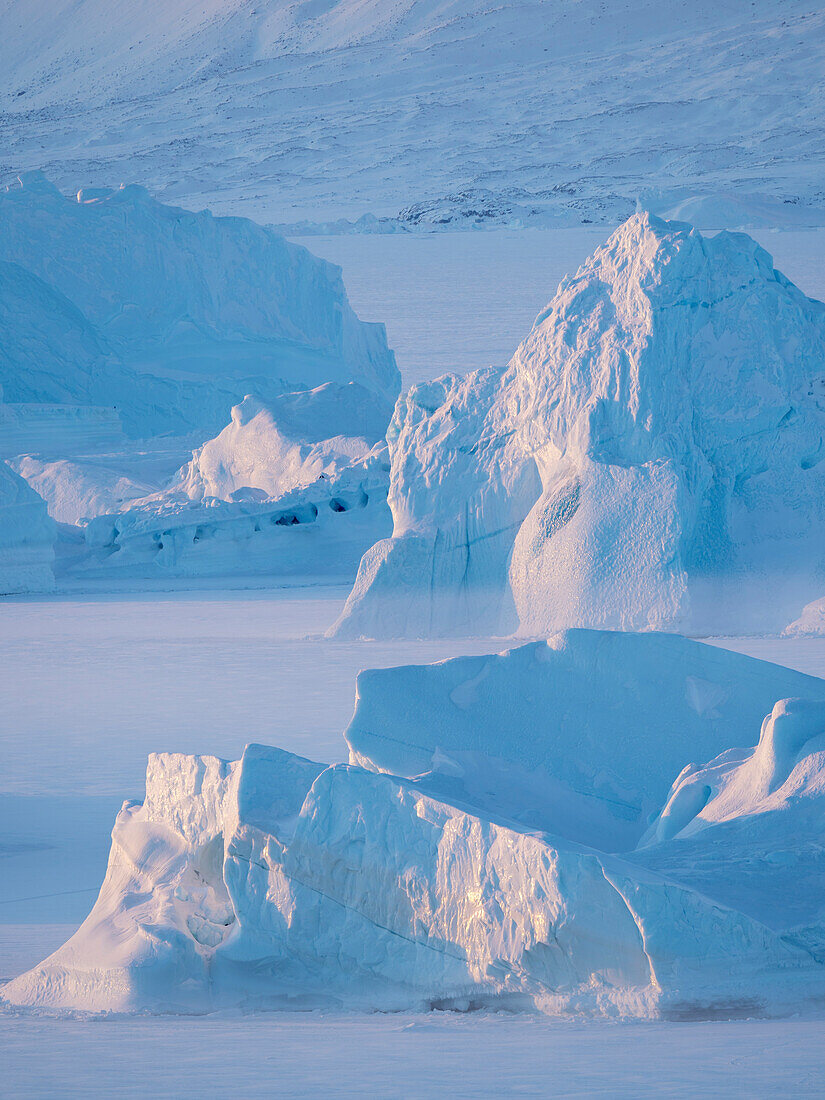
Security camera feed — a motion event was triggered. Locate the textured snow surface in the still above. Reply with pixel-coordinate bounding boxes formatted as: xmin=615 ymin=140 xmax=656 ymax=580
xmin=6 ymin=631 xmax=825 ymax=1017
xmin=3 ymin=1012 xmax=825 ymax=1100
xmin=334 ymin=214 xmax=825 ymax=639
xmin=2 ymin=1 xmax=824 ymax=229
xmin=0 ymin=461 xmax=55 ymax=594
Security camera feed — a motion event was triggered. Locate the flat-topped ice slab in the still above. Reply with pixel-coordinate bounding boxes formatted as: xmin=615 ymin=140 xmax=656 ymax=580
xmin=346 ymin=630 xmax=825 ymax=850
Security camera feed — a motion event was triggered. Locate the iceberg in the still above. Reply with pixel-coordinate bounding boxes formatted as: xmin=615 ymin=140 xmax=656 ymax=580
xmin=634 ymin=697 xmax=825 ymax=950
xmin=5 ymin=632 xmax=825 ymax=1017
xmin=333 ymin=214 xmax=825 ymax=639
xmin=70 ymin=385 xmax=393 ymax=582
xmin=77 ymin=449 xmax=392 ymax=583
xmin=173 ymin=384 xmax=389 ymax=504
xmin=0 ymin=173 xmax=400 ymax=440
xmin=0 ymin=459 xmax=55 ymax=594
xmin=0 ymin=174 xmax=400 ymax=582
xmin=345 ymin=630 xmax=825 ymax=852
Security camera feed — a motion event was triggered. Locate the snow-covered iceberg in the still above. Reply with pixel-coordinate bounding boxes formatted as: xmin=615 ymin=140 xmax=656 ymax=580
xmin=0 ymin=460 xmax=55 ymax=593
xmin=0 ymin=172 xmax=399 ymax=439
xmin=784 ymin=597 xmax=825 ymax=638
xmin=6 ymin=632 xmax=825 ymax=1017
xmin=0 ymin=174 xmax=400 ymax=583
xmin=333 ymin=213 xmax=825 ymax=639
xmin=77 ymin=450 xmax=391 ymax=583
xmin=633 ymin=697 xmax=825 ymax=955
xmin=66 ymin=383 xmax=393 ymax=582
xmin=173 ymin=384 xmax=389 ymax=503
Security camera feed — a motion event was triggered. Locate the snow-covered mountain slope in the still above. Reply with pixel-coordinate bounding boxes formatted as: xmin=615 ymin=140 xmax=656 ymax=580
xmin=6 ymin=635 xmax=825 ymax=1017
xmin=0 ymin=461 xmax=55 ymax=594
xmin=0 ymin=173 xmax=399 ymax=438
xmin=1 ymin=1 xmax=822 ymax=227
xmin=333 ymin=213 xmax=825 ymax=639
xmin=345 ymin=632 xmax=825 ymax=852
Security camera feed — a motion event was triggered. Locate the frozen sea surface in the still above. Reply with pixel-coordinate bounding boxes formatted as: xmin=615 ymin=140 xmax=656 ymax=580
xmin=2 ymin=1008 xmax=824 ymax=1100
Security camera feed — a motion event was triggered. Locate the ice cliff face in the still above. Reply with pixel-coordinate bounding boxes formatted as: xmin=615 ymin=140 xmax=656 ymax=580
xmin=0 ymin=173 xmax=400 ymax=438
xmin=333 ymin=214 xmax=825 ymax=638
xmin=174 ymin=384 xmax=389 ymax=503
xmin=0 ymin=174 xmax=400 ymax=583
xmin=0 ymin=460 xmax=55 ymax=593
xmin=5 ymin=632 xmax=825 ymax=1017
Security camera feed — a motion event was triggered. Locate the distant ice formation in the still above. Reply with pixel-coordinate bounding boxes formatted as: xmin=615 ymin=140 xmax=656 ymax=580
xmin=333 ymin=213 xmax=825 ymax=638
xmin=5 ymin=631 xmax=825 ymax=1017
xmin=0 ymin=459 xmax=55 ymax=594
xmin=0 ymin=174 xmax=400 ymax=585
xmin=0 ymin=172 xmax=399 ymax=439
xmin=784 ymin=597 xmax=825 ymax=637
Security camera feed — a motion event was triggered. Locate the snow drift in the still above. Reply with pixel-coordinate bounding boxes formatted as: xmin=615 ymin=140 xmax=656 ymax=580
xmin=333 ymin=214 xmax=825 ymax=639
xmin=5 ymin=632 xmax=825 ymax=1017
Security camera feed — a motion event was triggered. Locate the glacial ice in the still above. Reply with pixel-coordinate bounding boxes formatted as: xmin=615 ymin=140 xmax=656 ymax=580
xmin=0 ymin=174 xmax=400 ymax=583
xmin=0 ymin=460 xmax=56 ymax=594
xmin=345 ymin=630 xmax=825 ymax=852
xmin=0 ymin=172 xmax=399 ymax=439
xmin=333 ymin=213 xmax=825 ymax=639
xmin=5 ymin=631 xmax=825 ymax=1018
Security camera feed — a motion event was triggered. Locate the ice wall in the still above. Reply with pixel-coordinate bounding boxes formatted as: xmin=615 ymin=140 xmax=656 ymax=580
xmin=0 ymin=460 xmax=55 ymax=593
